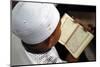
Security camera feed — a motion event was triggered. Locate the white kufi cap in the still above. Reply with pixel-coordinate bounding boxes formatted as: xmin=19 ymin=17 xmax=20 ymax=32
xmin=12 ymin=2 xmax=60 ymax=44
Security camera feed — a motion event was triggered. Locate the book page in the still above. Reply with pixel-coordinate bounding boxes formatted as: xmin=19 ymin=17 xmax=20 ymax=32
xmin=73 ymin=32 xmax=94 ymax=58
xmin=58 ymin=14 xmax=79 ymax=45
xmin=61 ymin=13 xmax=74 ymax=27
xmin=65 ymin=25 xmax=88 ymax=54
xmin=65 ymin=26 xmax=94 ymax=58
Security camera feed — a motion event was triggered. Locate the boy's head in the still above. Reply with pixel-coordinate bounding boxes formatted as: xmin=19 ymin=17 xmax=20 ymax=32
xmin=12 ymin=2 xmax=61 ymax=53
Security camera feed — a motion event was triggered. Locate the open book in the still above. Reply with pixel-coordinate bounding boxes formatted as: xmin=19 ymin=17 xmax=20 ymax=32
xmin=58 ymin=13 xmax=94 ymax=58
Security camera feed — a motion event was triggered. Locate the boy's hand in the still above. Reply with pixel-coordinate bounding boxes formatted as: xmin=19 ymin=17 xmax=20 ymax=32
xmin=65 ymin=53 xmax=79 ymax=63
xmin=73 ymin=18 xmax=94 ymax=34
